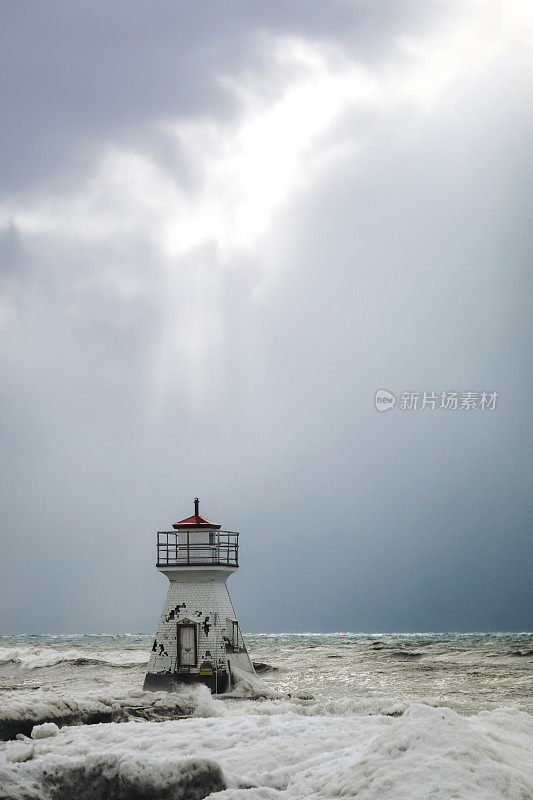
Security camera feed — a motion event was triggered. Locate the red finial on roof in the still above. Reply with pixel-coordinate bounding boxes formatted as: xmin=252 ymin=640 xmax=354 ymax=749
xmin=172 ymin=498 xmax=221 ymax=529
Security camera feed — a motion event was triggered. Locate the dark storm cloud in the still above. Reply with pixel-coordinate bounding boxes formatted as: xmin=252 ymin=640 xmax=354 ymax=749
xmin=0 ymin=0 xmax=531 ymax=635
xmin=0 ymin=0 xmax=454 ymax=190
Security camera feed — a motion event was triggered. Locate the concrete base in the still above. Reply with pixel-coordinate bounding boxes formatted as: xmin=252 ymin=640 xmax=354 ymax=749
xmin=143 ymin=670 xmax=230 ymax=694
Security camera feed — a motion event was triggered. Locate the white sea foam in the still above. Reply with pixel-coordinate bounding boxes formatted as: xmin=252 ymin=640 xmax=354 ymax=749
xmin=0 ymin=702 xmax=531 ymax=799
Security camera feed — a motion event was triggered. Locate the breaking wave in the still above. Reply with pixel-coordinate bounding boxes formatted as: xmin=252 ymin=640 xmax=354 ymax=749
xmin=389 ymin=650 xmax=423 ymax=660
xmin=0 ymin=647 xmax=148 ymax=670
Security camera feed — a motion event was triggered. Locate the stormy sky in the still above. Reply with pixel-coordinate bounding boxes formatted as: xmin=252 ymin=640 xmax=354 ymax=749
xmin=1 ymin=1 xmax=531 ymax=634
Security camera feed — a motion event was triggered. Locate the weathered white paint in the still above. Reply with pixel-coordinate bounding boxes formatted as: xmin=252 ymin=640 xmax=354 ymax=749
xmin=145 ymin=538 xmax=254 ymax=692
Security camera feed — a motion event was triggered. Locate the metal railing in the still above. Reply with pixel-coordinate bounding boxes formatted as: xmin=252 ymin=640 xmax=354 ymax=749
xmin=156 ymin=530 xmax=239 ymax=567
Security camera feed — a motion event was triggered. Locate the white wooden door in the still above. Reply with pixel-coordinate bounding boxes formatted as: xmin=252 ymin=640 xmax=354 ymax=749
xmin=179 ymin=625 xmax=196 ymax=665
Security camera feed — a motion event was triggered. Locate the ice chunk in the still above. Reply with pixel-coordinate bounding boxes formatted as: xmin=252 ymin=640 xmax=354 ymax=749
xmin=31 ymin=722 xmax=60 ymax=739
xmin=5 ymin=741 xmax=34 ymax=763
xmin=0 ymin=752 xmax=226 ymax=800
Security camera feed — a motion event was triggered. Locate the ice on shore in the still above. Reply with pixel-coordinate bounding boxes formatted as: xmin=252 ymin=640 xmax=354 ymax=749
xmin=31 ymin=722 xmax=60 ymax=739
xmin=0 ymin=751 xmax=225 ymax=800
xmin=0 ymin=683 xmax=227 ymax=740
xmin=5 ymin=741 xmax=34 ymax=763
xmin=0 ymin=700 xmax=531 ymax=800
xmin=0 ymin=668 xmax=284 ymax=742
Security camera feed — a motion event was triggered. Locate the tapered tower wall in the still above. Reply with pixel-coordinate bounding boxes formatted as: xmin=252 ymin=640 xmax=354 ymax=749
xmin=144 ymin=568 xmax=254 ymax=693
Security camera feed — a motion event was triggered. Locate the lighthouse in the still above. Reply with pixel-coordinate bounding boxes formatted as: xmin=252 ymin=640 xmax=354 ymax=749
xmin=143 ymin=499 xmax=255 ymax=693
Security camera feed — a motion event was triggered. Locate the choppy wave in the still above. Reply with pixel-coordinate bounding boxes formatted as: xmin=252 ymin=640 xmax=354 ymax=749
xmin=0 ymin=646 xmax=148 ymax=670
xmin=389 ymin=650 xmax=423 ymax=660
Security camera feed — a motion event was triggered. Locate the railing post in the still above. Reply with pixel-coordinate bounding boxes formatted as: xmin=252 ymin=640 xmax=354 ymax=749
xmin=155 ymin=530 xmax=241 ymax=567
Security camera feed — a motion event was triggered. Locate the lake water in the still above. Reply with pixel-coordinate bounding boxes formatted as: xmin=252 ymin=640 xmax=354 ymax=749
xmin=0 ymin=632 xmax=531 ymax=799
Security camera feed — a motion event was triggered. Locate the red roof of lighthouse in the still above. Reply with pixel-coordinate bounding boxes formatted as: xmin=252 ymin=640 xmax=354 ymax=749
xmin=172 ymin=498 xmax=221 ymax=529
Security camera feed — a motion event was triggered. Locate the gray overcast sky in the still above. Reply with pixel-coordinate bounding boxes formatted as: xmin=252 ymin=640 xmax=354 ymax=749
xmin=0 ymin=1 xmax=531 ymax=634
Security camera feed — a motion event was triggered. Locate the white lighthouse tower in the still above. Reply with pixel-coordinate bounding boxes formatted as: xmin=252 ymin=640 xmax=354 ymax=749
xmin=143 ymin=499 xmax=255 ymax=693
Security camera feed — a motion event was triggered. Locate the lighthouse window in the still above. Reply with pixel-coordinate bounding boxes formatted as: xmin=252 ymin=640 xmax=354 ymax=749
xmin=232 ymin=621 xmax=239 ymax=649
